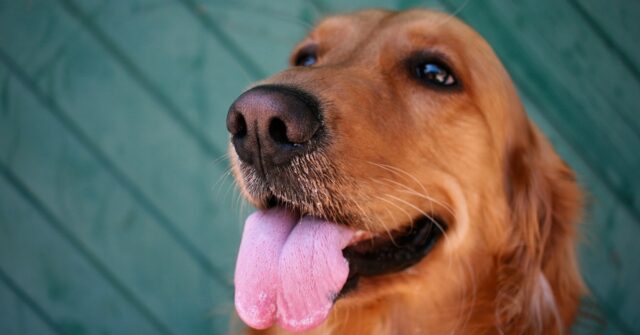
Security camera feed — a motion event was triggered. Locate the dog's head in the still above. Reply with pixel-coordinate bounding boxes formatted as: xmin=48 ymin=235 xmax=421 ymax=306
xmin=228 ymin=9 xmax=583 ymax=334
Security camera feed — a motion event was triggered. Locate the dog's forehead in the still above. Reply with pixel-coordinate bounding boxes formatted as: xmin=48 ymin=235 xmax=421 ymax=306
xmin=315 ymin=9 xmax=389 ymax=31
xmin=310 ymin=9 xmax=469 ymax=43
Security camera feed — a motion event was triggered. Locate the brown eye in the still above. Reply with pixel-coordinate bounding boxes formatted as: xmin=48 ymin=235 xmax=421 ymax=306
xmin=293 ymin=44 xmax=318 ymax=67
xmin=294 ymin=51 xmax=317 ymax=67
xmin=416 ymin=62 xmax=456 ymax=87
xmin=406 ymin=51 xmax=460 ymax=90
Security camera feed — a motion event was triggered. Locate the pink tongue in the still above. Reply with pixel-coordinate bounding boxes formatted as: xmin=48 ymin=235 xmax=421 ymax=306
xmin=234 ymin=208 xmax=353 ymax=332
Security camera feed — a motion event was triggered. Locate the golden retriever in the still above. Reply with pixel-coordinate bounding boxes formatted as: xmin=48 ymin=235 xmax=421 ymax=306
xmin=226 ymin=9 xmax=584 ymax=335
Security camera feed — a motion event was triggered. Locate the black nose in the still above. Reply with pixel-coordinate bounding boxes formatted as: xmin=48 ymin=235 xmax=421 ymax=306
xmin=226 ymin=85 xmax=323 ymax=169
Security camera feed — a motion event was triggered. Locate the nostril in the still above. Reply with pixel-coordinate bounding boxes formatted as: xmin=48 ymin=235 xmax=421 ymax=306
xmin=226 ymin=108 xmax=248 ymax=138
xmin=234 ymin=113 xmax=247 ymax=138
xmin=269 ymin=118 xmax=290 ymax=145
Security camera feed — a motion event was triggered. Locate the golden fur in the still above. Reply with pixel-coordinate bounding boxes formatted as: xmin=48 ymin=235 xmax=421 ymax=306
xmin=231 ymin=9 xmax=584 ymax=335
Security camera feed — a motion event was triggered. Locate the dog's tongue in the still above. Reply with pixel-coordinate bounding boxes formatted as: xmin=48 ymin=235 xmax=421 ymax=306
xmin=235 ymin=208 xmax=353 ymax=332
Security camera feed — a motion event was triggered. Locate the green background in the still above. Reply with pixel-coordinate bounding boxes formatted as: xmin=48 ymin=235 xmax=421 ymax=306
xmin=0 ymin=0 xmax=638 ymax=334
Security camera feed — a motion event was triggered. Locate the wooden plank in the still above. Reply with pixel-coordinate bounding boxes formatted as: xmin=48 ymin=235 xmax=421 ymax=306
xmin=0 ymin=0 xmax=243 ymax=276
xmin=0 ymin=66 xmax=233 ymax=334
xmin=0 ymin=0 xmax=636 ymax=333
xmin=0 ymin=177 xmax=164 ymax=335
xmin=570 ymin=0 xmax=640 ymax=78
xmin=314 ymin=0 xmax=444 ymax=13
xmin=178 ymin=0 xmax=310 ymax=76
xmin=0 ymin=271 xmax=61 ymax=335
xmin=439 ymin=0 xmax=640 ymax=224
xmin=56 ymin=0 xmax=248 ymax=150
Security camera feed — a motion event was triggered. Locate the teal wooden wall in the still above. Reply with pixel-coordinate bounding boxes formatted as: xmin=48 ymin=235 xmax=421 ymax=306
xmin=0 ymin=0 xmax=638 ymax=334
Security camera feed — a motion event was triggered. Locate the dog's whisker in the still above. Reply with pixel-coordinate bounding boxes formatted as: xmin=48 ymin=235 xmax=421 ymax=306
xmin=352 ymin=196 xmax=374 ymax=232
xmin=383 ymin=194 xmax=449 ymax=244
xmin=368 ymin=176 xmax=449 ymax=235
xmin=367 ymin=162 xmax=459 ymax=234
xmin=368 ymin=162 xmax=433 ymax=197
xmin=212 ymin=167 xmax=234 ymax=197
xmin=367 ymin=177 xmax=449 ymax=245
xmin=232 ymin=184 xmax=244 ymax=218
xmin=374 ymin=195 xmax=413 ymax=246
xmin=368 ymin=162 xmax=434 ymax=199
xmin=355 ymin=177 xmax=388 ymax=232
xmin=211 ymin=151 xmax=231 ymax=166
xmin=432 ymin=0 xmax=474 ymax=31
xmin=223 ymin=171 xmax=241 ymax=202
xmin=236 ymin=193 xmax=246 ymax=230
xmin=379 ymin=205 xmax=399 ymax=237
xmin=226 ymin=173 xmax=249 ymax=221
xmin=378 ymin=176 xmax=457 ymax=220
xmin=377 ymin=193 xmax=414 ymax=227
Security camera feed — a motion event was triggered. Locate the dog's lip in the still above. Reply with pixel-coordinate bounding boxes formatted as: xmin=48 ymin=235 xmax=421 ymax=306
xmin=338 ymin=215 xmax=445 ymax=298
xmin=263 ymin=193 xmax=446 ymax=299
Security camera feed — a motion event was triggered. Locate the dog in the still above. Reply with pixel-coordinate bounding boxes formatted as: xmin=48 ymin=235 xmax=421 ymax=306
xmin=226 ymin=9 xmax=584 ymax=335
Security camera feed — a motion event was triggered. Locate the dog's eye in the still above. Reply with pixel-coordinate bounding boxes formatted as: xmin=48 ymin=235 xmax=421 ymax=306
xmin=294 ymin=52 xmax=317 ymax=67
xmin=416 ymin=62 xmax=456 ymax=87
xmin=293 ymin=45 xmax=318 ymax=67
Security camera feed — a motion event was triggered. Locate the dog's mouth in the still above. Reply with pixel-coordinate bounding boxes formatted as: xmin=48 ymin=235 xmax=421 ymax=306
xmin=235 ymin=192 xmax=445 ymax=332
xmin=265 ymin=194 xmax=445 ymax=294
xmin=340 ymin=214 xmax=445 ymax=297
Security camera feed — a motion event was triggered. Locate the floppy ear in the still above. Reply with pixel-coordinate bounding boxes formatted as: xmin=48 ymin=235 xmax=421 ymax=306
xmin=498 ymin=120 xmax=584 ymax=334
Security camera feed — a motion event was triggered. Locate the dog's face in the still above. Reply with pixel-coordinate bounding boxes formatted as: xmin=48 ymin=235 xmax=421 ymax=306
xmin=228 ymin=9 xmax=556 ymax=333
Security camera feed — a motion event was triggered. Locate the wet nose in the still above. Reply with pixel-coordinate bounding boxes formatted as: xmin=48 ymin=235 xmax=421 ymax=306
xmin=226 ymin=85 xmax=323 ymax=169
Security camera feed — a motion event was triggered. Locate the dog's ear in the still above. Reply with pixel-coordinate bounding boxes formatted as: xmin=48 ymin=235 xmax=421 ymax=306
xmin=499 ymin=119 xmax=584 ymax=334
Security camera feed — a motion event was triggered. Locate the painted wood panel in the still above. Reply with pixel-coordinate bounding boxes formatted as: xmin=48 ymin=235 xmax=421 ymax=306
xmin=0 ymin=176 xmax=164 ymax=334
xmin=572 ymin=0 xmax=640 ymax=78
xmin=0 ymin=0 xmax=638 ymax=334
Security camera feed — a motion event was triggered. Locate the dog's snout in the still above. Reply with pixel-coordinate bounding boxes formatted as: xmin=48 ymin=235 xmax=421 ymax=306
xmin=226 ymin=85 xmax=323 ymax=169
